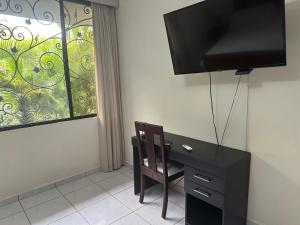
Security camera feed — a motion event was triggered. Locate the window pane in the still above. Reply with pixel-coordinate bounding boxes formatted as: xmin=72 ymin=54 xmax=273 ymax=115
xmin=64 ymin=1 xmax=97 ymax=117
xmin=0 ymin=0 xmax=70 ymax=127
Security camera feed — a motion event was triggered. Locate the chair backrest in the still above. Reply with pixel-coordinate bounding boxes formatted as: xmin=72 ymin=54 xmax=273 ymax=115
xmin=135 ymin=121 xmax=168 ymax=179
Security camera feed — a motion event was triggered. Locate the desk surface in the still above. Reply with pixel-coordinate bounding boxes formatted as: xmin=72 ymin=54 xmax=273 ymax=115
xmin=131 ymin=132 xmax=250 ymax=171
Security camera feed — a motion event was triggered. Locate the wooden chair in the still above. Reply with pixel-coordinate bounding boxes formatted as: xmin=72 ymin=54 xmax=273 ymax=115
xmin=135 ymin=121 xmax=184 ymax=219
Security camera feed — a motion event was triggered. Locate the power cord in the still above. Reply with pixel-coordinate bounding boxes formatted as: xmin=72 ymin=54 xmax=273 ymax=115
xmin=208 ymin=72 xmax=242 ymax=146
xmin=220 ymin=75 xmax=241 ymax=146
xmin=209 ymin=72 xmax=220 ymax=145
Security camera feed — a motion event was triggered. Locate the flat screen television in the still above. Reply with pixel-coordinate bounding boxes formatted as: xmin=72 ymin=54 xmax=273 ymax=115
xmin=164 ymin=0 xmax=286 ymax=75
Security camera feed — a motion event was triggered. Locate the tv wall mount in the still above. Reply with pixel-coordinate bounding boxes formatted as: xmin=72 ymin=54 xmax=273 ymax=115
xmin=235 ymin=68 xmax=253 ymax=75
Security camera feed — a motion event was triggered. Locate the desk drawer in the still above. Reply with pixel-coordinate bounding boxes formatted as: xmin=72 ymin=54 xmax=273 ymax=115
xmin=185 ymin=166 xmax=224 ymax=193
xmin=185 ymin=180 xmax=224 ymax=209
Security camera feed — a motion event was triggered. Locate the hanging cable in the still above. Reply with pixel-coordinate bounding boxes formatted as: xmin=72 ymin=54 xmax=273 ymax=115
xmin=209 ymin=72 xmax=220 ymax=146
xmin=220 ymin=75 xmax=242 ymax=146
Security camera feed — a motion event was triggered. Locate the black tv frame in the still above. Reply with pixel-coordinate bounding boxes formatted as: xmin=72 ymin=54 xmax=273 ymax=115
xmin=163 ymin=0 xmax=287 ymax=75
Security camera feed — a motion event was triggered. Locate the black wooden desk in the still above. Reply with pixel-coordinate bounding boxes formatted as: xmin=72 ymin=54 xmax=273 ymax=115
xmin=131 ymin=132 xmax=251 ymax=225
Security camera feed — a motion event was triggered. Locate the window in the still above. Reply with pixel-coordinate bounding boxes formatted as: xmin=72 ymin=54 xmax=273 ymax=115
xmin=0 ymin=0 xmax=96 ymax=130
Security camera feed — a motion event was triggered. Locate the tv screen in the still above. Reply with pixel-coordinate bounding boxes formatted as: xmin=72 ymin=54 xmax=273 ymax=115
xmin=164 ymin=0 xmax=286 ymax=75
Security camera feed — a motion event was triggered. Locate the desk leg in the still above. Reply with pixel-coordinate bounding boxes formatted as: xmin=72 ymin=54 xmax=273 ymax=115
xmin=133 ymin=146 xmax=157 ymax=195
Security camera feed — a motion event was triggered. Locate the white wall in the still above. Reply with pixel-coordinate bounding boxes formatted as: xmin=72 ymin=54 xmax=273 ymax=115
xmin=117 ymin=0 xmax=248 ymax=163
xmin=117 ymin=0 xmax=300 ymax=225
xmin=246 ymin=1 xmax=300 ymax=224
xmin=0 ymin=118 xmax=99 ymax=201
xmin=117 ymin=0 xmax=248 ymax=169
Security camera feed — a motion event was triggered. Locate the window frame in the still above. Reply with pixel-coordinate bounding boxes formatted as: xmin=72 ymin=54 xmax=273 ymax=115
xmin=0 ymin=0 xmax=97 ymax=133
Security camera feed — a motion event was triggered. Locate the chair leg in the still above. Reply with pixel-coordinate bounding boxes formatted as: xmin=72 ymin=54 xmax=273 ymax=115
xmin=139 ymin=175 xmax=145 ymax=203
xmin=162 ymin=183 xmax=168 ymax=219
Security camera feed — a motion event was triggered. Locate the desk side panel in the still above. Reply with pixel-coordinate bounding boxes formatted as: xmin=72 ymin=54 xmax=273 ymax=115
xmin=224 ymin=156 xmax=251 ymax=225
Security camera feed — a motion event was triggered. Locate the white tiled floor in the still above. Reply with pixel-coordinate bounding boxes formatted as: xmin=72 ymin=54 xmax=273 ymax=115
xmin=97 ymin=174 xmax=133 ymax=195
xmin=20 ymin=189 xmax=62 ymax=210
xmin=0 ymin=166 xmax=185 ymax=225
xmin=136 ymin=198 xmax=185 ymax=225
xmin=57 ymin=178 xmax=93 ymax=195
xmin=65 ymin=184 xmax=110 ymax=210
xmin=25 ymin=197 xmax=76 ymax=225
xmin=0 ymin=212 xmax=30 ymax=225
xmin=0 ymin=202 xmax=23 ymax=220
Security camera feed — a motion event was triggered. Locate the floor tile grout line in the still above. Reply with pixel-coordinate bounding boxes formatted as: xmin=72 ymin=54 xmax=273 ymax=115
xmin=107 ymin=211 xmax=150 ymax=225
xmin=147 ymin=184 xmax=185 ymax=209
xmin=94 ymin=177 xmax=133 ymax=190
xmin=91 ymin=170 xmax=135 ymax=196
xmin=86 ymin=171 xmax=122 ymax=184
xmin=18 ymin=179 xmax=136 ymax=214
xmin=58 ymin=184 xmax=111 ymax=212
xmin=128 ymin=183 xmax=185 ymax=211
xmin=59 ymin=182 xmax=97 ymax=196
xmin=58 ymin=185 xmax=111 ymax=212
xmin=0 ymin=210 xmax=25 ymax=222
xmin=56 ymin=170 xmax=114 ymax=197
xmin=55 ymin=179 xmax=139 ymax=224
xmin=108 ymin=211 xmax=135 ymax=225
xmin=50 ymin=188 xmax=181 ymax=224
xmin=94 ymin=181 xmax=134 ymax=196
xmin=111 ymin=183 xmax=165 ymax=213
xmin=118 ymin=169 xmax=134 ymax=179
xmin=93 ymin=174 xmax=150 ymax=225
xmin=54 ymin=184 xmax=92 ymax=225
xmin=2 ymin=167 xmax=185 ymax=224
xmin=0 ymin=168 xmax=137 ymax=224
xmin=24 ymin=193 xmax=76 ymax=225
xmin=17 ymin=170 xmax=122 ymax=213
xmin=20 ymin=188 xmax=84 ymax=225
xmin=131 ymin=191 xmax=185 ymax=225
xmin=18 ymin=196 xmax=32 ymax=225
xmin=20 ymin=195 xmax=63 ymax=212
xmin=56 ymin=178 xmax=95 ymax=196
xmin=101 ymin=185 xmax=136 ymax=225
xmin=132 ymin=209 xmax=154 ymax=225
xmin=109 ymin=185 xmax=162 ymax=217
xmin=111 ymin=183 xmax=134 ymax=195
xmin=76 ymin=210 xmax=92 ymax=225
xmin=109 ymin=190 xmax=133 ymax=212
xmin=59 ymin=169 xmax=121 ymax=195
xmin=134 ymin=212 xmax=152 ymax=225
xmin=0 ymin=167 xmax=130 ymax=211
xmin=54 ymin=169 xmax=133 ymax=198
xmin=1 ymin=168 xmax=184 ymax=224
xmin=46 ymin=210 xmax=77 ymax=225
xmin=105 ymin=182 xmax=167 ymax=225
xmin=55 ymin=182 xmax=135 ymax=225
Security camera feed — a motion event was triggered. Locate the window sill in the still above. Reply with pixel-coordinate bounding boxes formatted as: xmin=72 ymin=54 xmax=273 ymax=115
xmin=0 ymin=114 xmax=97 ymax=133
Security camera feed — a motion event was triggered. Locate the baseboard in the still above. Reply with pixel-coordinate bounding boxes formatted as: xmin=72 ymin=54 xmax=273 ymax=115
xmin=19 ymin=183 xmax=56 ymax=200
xmin=0 ymin=196 xmax=19 ymax=207
xmin=0 ymin=166 xmax=101 ymax=206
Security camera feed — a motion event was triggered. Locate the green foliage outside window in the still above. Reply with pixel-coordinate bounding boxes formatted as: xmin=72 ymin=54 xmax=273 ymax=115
xmin=0 ymin=0 xmax=97 ymax=129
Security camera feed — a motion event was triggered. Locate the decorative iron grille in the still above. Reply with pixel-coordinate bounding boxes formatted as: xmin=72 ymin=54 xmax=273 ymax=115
xmin=0 ymin=0 xmax=96 ymax=129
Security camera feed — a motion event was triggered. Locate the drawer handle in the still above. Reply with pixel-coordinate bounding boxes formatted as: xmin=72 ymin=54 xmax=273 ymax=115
xmin=193 ymin=188 xmax=211 ymax=198
xmin=193 ymin=174 xmax=212 ymax=183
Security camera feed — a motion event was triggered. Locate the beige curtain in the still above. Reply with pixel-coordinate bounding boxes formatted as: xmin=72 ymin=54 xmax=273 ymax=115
xmin=92 ymin=2 xmax=125 ymax=172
